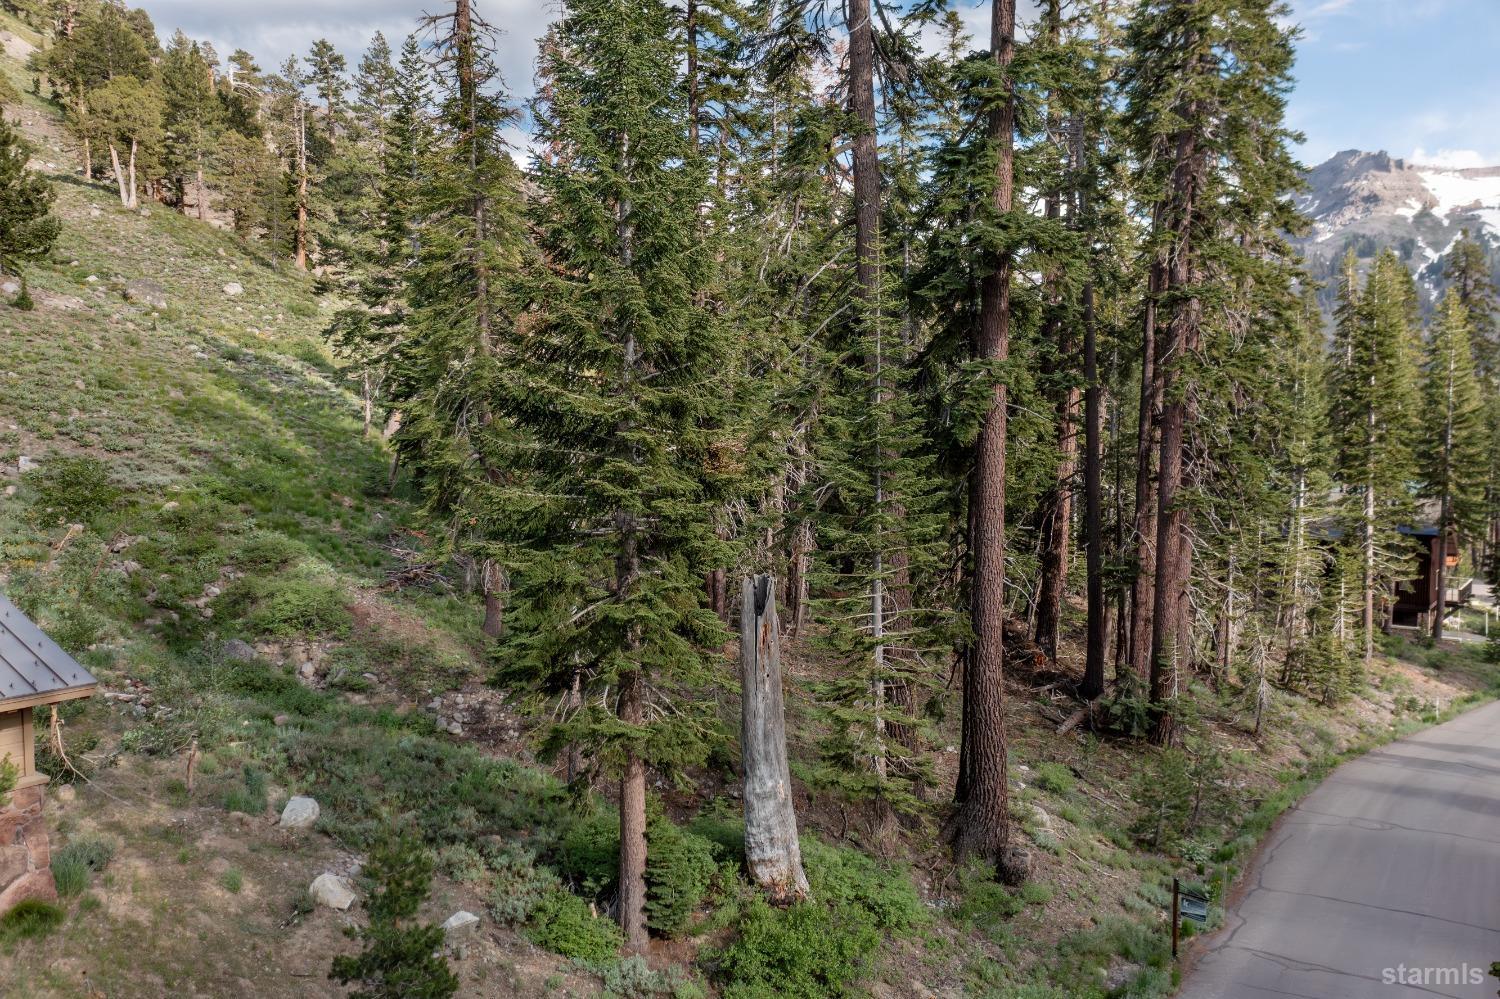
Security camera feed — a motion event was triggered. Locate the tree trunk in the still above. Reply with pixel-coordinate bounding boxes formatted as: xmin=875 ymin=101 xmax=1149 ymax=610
xmin=481 ymin=559 xmax=505 ymax=639
xmin=108 ymin=142 xmax=128 ymax=207
xmin=1032 ymin=1 xmax=1071 ymax=660
xmin=1082 ymin=275 xmax=1106 ymax=699
xmin=947 ymin=0 xmax=1014 ymax=869
xmin=295 ymin=102 xmax=309 ymax=270
xmin=1149 ymin=107 xmax=1206 ymax=747
xmin=196 ymin=162 xmax=206 ymax=222
xmin=617 ymin=669 xmax=648 ymax=951
xmin=740 ymin=575 xmax=811 ymax=903
xmin=1128 ymin=259 xmax=1164 ymax=676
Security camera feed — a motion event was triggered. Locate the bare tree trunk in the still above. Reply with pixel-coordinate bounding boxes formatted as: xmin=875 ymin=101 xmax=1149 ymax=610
xmin=196 ymin=161 xmax=207 ymax=222
xmin=108 ymin=142 xmax=128 ymax=207
xmin=740 ymin=575 xmax=811 ymax=902
xmin=948 ymin=0 xmax=1015 ymax=874
xmin=618 ymin=668 xmax=648 ymax=951
xmin=81 ymin=131 xmax=91 ymax=181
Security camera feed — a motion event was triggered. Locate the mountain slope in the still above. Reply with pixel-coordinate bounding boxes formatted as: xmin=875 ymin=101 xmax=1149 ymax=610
xmin=1297 ymin=149 xmax=1500 ymax=301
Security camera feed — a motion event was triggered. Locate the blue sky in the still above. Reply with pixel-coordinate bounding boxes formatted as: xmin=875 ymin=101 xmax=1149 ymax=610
xmin=133 ymin=0 xmax=1500 ymax=170
xmin=1286 ymin=0 xmax=1500 ymax=167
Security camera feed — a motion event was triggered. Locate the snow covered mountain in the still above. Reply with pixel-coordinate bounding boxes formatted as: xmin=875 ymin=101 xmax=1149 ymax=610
xmin=1297 ymin=150 xmax=1500 ymax=299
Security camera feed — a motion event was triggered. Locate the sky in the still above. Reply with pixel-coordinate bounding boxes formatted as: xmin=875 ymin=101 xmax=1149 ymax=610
xmin=130 ymin=0 xmax=1500 ymax=170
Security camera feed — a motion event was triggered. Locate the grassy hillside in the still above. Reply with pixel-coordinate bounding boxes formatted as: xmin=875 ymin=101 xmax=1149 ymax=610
xmin=0 ymin=16 xmax=1497 ymax=999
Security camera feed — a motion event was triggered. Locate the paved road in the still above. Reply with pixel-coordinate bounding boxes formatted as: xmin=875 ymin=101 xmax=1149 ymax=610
xmin=1179 ymin=700 xmax=1500 ymax=999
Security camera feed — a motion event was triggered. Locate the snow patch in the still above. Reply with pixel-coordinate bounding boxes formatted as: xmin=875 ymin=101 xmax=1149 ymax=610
xmin=1416 ymin=169 xmax=1500 ymax=221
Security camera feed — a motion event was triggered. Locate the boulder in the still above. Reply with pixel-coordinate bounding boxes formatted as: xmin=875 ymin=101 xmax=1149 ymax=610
xmin=222 ymin=639 xmax=257 ymax=662
xmin=123 ymin=279 xmax=167 ymax=309
xmin=0 ymin=279 xmax=18 ymax=296
xmin=309 ymin=873 xmax=355 ymax=910
xmin=17 ymin=455 xmax=36 ymax=473
xmin=442 ymin=910 xmax=480 ymax=938
xmin=222 ymin=282 xmax=243 ymax=296
xmin=279 ymin=796 xmax=320 ymax=830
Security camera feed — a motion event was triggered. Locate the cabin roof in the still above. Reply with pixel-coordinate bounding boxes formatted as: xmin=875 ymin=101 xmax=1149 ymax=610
xmin=0 ymin=591 xmax=97 ymax=710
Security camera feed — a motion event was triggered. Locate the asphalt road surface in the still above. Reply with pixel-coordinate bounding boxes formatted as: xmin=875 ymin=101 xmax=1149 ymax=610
xmin=1178 ymin=700 xmax=1500 ymax=999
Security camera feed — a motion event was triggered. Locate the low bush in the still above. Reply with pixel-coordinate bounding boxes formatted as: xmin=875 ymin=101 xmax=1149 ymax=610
xmin=1033 ymin=762 xmax=1076 ymax=796
xmin=51 ymin=834 xmax=114 ymax=900
xmin=435 ymin=843 xmax=486 ymax=884
xmin=594 ymin=955 xmax=704 ymax=999
xmin=240 ymin=577 xmax=351 ymax=638
xmin=232 ymin=530 xmax=306 ymax=572
xmin=25 ymin=456 xmax=121 ymax=524
xmin=800 ymin=837 xmax=925 ymax=933
xmin=0 ymin=899 xmax=65 ymax=944
xmin=713 ymin=898 xmax=879 ymax=999
xmin=487 ymin=846 xmax=561 ymax=926
xmin=524 ymin=889 xmax=624 ymax=962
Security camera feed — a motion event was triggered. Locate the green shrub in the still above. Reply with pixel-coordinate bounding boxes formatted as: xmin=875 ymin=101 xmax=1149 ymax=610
xmin=644 ymin=820 xmax=718 ymax=937
xmin=559 ymin=813 xmax=720 ymax=936
xmin=233 ymin=530 xmax=306 ymax=571
xmin=221 ymin=867 xmax=244 ymax=893
xmin=435 ymin=843 xmax=486 ymax=884
xmin=487 ymin=846 xmax=561 ymax=927
xmin=242 ymin=577 xmax=351 ymax=638
xmin=222 ymin=764 xmax=268 ymax=814
xmin=1033 ymin=762 xmax=1076 ymax=796
xmin=51 ymin=853 xmax=89 ymax=897
xmin=25 ymin=456 xmax=121 ymax=523
xmin=594 ymin=955 xmax=704 ymax=999
xmin=713 ymin=898 xmax=879 ymax=999
xmin=52 ymin=834 xmax=114 ymax=897
xmin=0 ymin=899 xmax=65 ymax=943
xmin=525 ymin=889 xmax=624 ymax=961
xmin=331 ymin=831 xmax=458 ymax=999
xmin=800 ymin=837 xmax=925 ymax=932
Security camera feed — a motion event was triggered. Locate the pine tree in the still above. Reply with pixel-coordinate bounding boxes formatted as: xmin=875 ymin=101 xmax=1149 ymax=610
xmin=1120 ymin=0 xmax=1304 ymax=744
xmin=0 ymin=113 xmax=59 ymax=301
xmin=1420 ymin=292 xmax=1488 ymax=640
xmin=305 ymin=38 xmax=348 ymax=134
xmin=328 ymin=832 xmax=458 ymax=999
xmin=499 ymin=0 xmax=731 ymax=947
xmin=86 ymin=76 xmax=164 ymax=209
xmin=161 ymin=31 xmax=221 ymax=219
xmin=1330 ymin=249 xmax=1421 ymax=665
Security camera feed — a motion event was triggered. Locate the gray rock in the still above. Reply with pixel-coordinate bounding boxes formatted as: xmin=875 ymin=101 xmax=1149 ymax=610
xmin=0 ymin=279 xmax=18 ymax=296
xmin=17 ymin=455 xmax=36 ymax=473
xmin=222 ymin=639 xmax=257 ymax=662
xmin=123 ymin=279 xmax=167 ymax=309
xmin=279 ymin=796 xmax=320 ymax=830
xmin=309 ymin=873 xmax=355 ymax=910
xmin=442 ymin=910 xmax=480 ymax=937
xmin=222 ymin=282 xmax=243 ymax=296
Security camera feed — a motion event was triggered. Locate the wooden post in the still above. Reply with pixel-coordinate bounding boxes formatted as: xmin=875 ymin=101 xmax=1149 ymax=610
xmin=1171 ymin=877 xmax=1180 ymax=959
xmin=740 ymin=575 xmax=811 ymax=903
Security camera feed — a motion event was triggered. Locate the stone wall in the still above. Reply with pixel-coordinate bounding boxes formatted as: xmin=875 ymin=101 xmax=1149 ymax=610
xmin=0 ymin=783 xmax=55 ymax=912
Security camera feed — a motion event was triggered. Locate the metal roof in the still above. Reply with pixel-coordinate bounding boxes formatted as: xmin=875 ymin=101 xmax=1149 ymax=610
xmin=0 ymin=592 xmax=97 ymax=708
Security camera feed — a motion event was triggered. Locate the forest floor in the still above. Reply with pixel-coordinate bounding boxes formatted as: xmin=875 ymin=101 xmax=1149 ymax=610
xmin=0 ymin=11 xmax=1498 ymax=997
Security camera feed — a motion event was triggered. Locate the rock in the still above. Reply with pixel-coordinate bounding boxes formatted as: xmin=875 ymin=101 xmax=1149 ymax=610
xmin=160 ymin=500 xmax=179 ymax=511
xmin=0 ymin=279 xmax=17 ymax=296
xmin=3 ymin=485 xmax=14 ymax=497
xmin=123 ymin=278 xmax=167 ymax=309
xmin=17 ymin=455 xmax=36 ymax=473
xmin=222 ymin=639 xmax=257 ymax=662
xmin=279 ymin=796 xmax=320 ymax=830
xmin=442 ymin=910 xmax=480 ymax=937
xmin=89 ymin=206 xmax=101 ymax=218
xmin=298 ymin=661 xmax=316 ymax=679
xmin=54 ymin=785 xmax=75 ymax=804
xmin=273 ymin=713 xmax=290 ymax=726
xmin=309 ymin=873 xmax=355 ymax=910
xmin=85 ymin=274 xmax=98 ymax=283
xmin=1027 ymin=804 xmax=1054 ymax=835
xmin=222 ymin=282 xmax=243 ymax=296
xmin=998 ymin=845 xmax=1034 ymax=887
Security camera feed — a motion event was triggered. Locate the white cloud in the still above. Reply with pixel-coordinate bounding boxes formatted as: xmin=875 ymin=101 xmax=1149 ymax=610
xmin=1410 ymin=147 xmax=1497 ymax=170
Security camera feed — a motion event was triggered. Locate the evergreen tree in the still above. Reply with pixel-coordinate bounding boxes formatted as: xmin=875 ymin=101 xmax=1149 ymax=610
xmin=0 ymin=113 xmax=59 ymax=301
xmin=499 ymin=0 xmax=732 ymax=947
xmin=305 ymin=38 xmax=348 ymax=133
xmin=328 ymin=832 xmax=458 ymax=999
xmin=161 ymin=31 xmax=221 ymax=219
xmin=1420 ymin=291 xmax=1488 ymax=640
xmin=85 ymin=75 xmax=164 ymax=209
xmin=1329 ymin=249 xmax=1421 ymax=666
